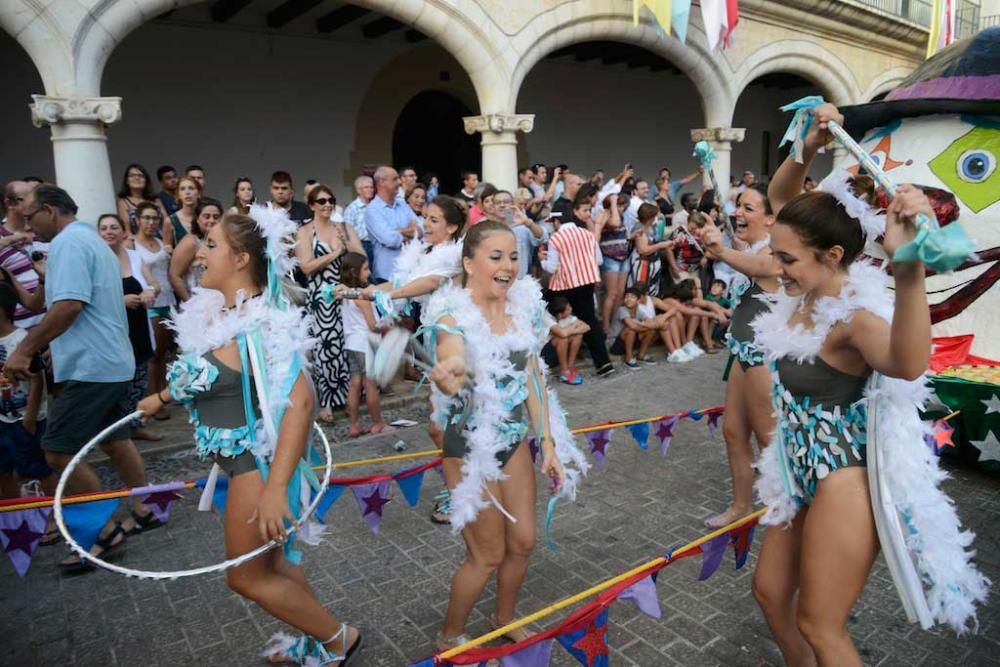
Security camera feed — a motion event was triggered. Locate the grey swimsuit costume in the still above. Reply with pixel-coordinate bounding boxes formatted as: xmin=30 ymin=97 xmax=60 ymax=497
xmin=442 ymin=350 xmax=529 ymax=469
xmin=772 ymin=355 xmax=870 ymax=502
xmin=726 ymin=282 xmax=769 ymax=370
xmin=193 ymin=351 xmax=261 ymax=477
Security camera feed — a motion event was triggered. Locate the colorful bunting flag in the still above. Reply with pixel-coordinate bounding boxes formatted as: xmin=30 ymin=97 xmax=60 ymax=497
xmin=0 ymin=507 xmax=49 ymax=576
xmin=62 ymin=497 xmax=120 ymax=552
xmin=707 ymin=411 xmax=722 ymax=436
xmin=618 ymin=574 xmax=662 ymax=619
xmin=351 ymin=480 xmax=392 ymax=534
xmin=557 ymin=608 xmax=610 ymax=667
xmin=697 ymin=532 xmax=730 ymax=581
xmin=585 ymin=429 xmax=614 ymax=467
xmin=633 ymin=0 xmax=672 ymax=35
xmin=501 ymin=638 xmax=554 ymax=667
xmin=405 ymin=659 xmax=435 ymax=667
xmin=315 ymin=484 xmax=346 ymax=522
xmin=927 ymin=0 xmax=957 ymax=58
xmin=672 ymin=0 xmax=692 ymax=43
xmin=654 ymin=416 xmax=679 ymax=457
xmin=731 ymin=524 xmax=756 ymax=570
xmin=133 ymin=481 xmax=186 ymax=523
xmin=701 ymin=0 xmax=739 ymax=50
xmin=626 ymin=422 xmax=650 ymax=450
xmin=396 ymin=470 xmax=426 ymax=508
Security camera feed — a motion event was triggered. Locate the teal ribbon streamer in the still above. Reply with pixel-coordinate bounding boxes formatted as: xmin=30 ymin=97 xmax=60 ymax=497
xmin=892 ymin=222 xmax=976 ymax=272
xmin=778 ymin=95 xmax=825 ymax=163
xmin=692 ymin=140 xmax=716 ymax=172
xmin=544 ymin=490 xmax=562 ymax=553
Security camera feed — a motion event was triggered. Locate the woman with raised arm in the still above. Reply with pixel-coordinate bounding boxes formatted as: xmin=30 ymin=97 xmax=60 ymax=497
xmin=749 ymin=103 xmax=986 ymax=666
xmin=424 ymin=221 xmax=589 ymax=651
xmin=138 ymin=208 xmax=362 ymax=666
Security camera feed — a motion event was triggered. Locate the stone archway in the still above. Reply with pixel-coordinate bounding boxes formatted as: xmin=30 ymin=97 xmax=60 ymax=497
xmin=861 ymin=66 xmax=913 ymax=103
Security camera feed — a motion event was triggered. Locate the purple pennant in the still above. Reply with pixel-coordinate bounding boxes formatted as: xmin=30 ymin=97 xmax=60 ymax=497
xmin=132 ymin=481 xmax=186 ymax=523
xmin=618 ymin=574 xmax=661 ymax=619
xmin=707 ymin=412 xmax=722 ymax=436
xmin=501 ymin=638 xmax=554 ymax=667
xmin=528 ymin=436 xmax=539 ymax=464
xmin=654 ymin=416 xmax=679 ymax=457
xmin=585 ymin=429 xmax=614 ymax=467
xmin=697 ymin=533 xmax=731 ymax=581
xmin=0 ymin=507 xmax=50 ymax=577
xmin=350 ymin=480 xmax=392 ymax=534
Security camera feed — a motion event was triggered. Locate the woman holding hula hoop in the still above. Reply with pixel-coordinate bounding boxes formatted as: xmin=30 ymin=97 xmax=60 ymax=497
xmin=700 ymin=183 xmax=780 ymax=528
xmin=422 ymin=221 xmax=589 ymax=650
xmin=137 ymin=207 xmax=361 ymax=666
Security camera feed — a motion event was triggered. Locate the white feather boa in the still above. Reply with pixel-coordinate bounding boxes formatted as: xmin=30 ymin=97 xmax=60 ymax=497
xmin=751 ymin=261 xmax=988 ymax=634
xmin=391 ymin=239 xmax=462 ymax=309
xmin=423 ymin=278 xmax=590 ymax=532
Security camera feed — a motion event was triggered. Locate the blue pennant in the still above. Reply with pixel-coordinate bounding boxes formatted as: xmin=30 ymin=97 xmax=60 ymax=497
xmin=315 ymin=485 xmax=346 ymax=523
xmin=405 ymin=659 xmax=436 ymax=667
xmin=62 ymin=498 xmax=120 ymax=551
xmin=626 ymin=422 xmax=650 ymax=450
xmin=395 ymin=470 xmax=425 ymax=508
xmin=557 ymin=608 xmax=609 ymax=667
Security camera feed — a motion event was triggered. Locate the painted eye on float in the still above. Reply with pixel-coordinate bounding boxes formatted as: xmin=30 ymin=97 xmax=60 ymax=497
xmin=869 ymin=152 xmax=885 ymax=168
xmin=957 ymin=150 xmax=996 ymax=184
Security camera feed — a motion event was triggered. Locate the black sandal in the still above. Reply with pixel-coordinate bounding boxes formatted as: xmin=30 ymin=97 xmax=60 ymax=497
xmin=126 ymin=509 xmax=164 ymax=535
xmin=60 ymin=521 xmax=127 ymax=574
xmin=39 ymin=528 xmax=62 ymax=547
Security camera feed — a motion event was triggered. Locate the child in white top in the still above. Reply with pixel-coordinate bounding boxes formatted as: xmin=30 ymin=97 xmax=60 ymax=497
xmin=339 ymin=253 xmax=389 ymax=437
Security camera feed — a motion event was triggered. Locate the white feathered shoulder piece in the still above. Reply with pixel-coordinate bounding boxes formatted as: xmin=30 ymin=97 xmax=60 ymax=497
xmin=422 ymin=277 xmax=588 ymax=532
xmin=751 ymin=261 xmax=988 ymax=635
xmin=392 ymin=239 xmax=462 ymax=286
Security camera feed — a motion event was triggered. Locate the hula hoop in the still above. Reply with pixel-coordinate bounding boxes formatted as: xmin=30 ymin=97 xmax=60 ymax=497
xmin=52 ymin=410 xmax=334 ymax=580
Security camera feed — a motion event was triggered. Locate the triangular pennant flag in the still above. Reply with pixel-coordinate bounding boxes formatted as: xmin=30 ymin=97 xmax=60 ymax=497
xmin=731 ymin=524 xmax=756 ymax=570
xmin=626 ymin=422 xmax=650 ymax=450
xmin=212 ymin=482 xmax=229 ymax=513
xmin=395 ymin=470 xmax=425 ymax=508
xmin=133 ymin=481 xmax=186 ymax=523
xmin=528 ymin=436 xmax=539 ymax=464
xmin=707 ymin=411 xmax=722 ymax=437
xmin=0 ymin=507 xmax=50 ymax=576
xmin=62 ymin=498 xmax=120 ymax=552
xmin=618 ymin=574 xmax=661 ymax=619
xmin=557 ymin=608 xmax=610 ymax=667
xmin=672 ymin=0 xmax=692 ymax=43
xmin=501 ymin=638 xmax=554 ymax=667
xmin=687 ymin=409 xmax=705 ymax=421
xmin=315 ymin=484 xmax=346 ymax=523
xmin=697 ymin=533 xmax=730 ymax=581
xmin=351 ymin=480 xmax=391 ymax=534
xmin=654 ymin=416 xmax=679 ymax=457
xmin=405 ymin=659 xmax=436 ymax=667
xmin=585 ymin=429 xmax=614 ymax=467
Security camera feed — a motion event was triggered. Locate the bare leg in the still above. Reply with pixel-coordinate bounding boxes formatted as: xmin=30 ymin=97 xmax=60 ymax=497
xmin=553 ymin=337 xmax=570 ymax=375
xmin=637 ymin=330 xmax=656 ymax=358
xmin=346 ymin=375 xmax=363 ymax=434
xmin=684 ymin=315 xmax=696 ymax=344
xmin=622 ymin=329 xmax=637 ymax=360
xmin=224 ymin=471 xmax=358 ymax=656
xmin=706 ymin=365 xmax=754 ymax=527
xmin=753 ymin=512 xmax=816 ymax=667
xmin=798 ymin=468 xmax=878 ymax=666
xmin=440 ymin=458 xmax=507 ymax=639
xmin=745 ymin=365 xmax=775 ymax=451
xmin=98 ymin=439 xmax=150 ymax=517
xmin=493 ymin=443 xmax=537 ymax=629
xmin=364 ymin=378 xmax=385 ymax=430
xmin=699 ymin=316 xmax=713 ymax=347
xmin=567 ymin=334 xmax=583 ymax=369
xmin=46 ymin=451 xmax=128 ymax=562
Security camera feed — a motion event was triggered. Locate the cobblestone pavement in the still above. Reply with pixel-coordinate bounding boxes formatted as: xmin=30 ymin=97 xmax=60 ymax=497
xmin=2 ymin=353 xmax=998 ymax=666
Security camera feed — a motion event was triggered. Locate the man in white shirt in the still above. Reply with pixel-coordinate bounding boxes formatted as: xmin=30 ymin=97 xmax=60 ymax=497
xmin=344 ymin=175 xmax=375 ymax=264
xmin=624 ymin=179 xmax=651 ymax=234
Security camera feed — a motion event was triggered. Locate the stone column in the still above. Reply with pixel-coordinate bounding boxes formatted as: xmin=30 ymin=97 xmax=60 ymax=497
xmin=689 ymin=127 xmax=746 ymax=203
xmin=30 ymin=95 xmax=122 ymax=222
xmin=463 ymin=113 xmax=535 ymax=192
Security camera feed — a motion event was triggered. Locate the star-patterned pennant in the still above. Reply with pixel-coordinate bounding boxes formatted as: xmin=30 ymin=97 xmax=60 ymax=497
xmin=351 ymin=480 xmax=392 ymax=534
xmin=626 ymin=422 xmax=650 ymax=450
xmin=0 ymin=507 xmax=50 ymax=576
xmin=618 ymin=574 xmax=661 ymax=619
xmin=697 ymin=533 xmax=731 ymax=581
xmin=731 ymin=524 xmax=756 ymax=570
xmin=557 ymin=608 xmax=609 ymax=667
xmin=132 ymin=481 xmax=186 ymax=523
xmin=585 ymin=429 xmax=614 ymax=467
xmin=707 ymin=411 xmax=722 ymax=436
xmin=395 ymin=470 xmax=426 ymax=508
xmin=653 ymin=416 xmax=679 ymax=457
xmin=500 ymin=638 xmax=554 ymax=667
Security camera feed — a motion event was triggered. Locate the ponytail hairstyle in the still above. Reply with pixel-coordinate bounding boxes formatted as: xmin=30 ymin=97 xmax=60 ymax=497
xmin=430 ymin=195 xmax=465 ymax=241
xmin=339 ymin=252 xmax=369 ymax=288
xmin=218 ymin=213 xmax=269 ymax=291
xmin=775 ymin=175 xmax=875 ymax=268
xmin=460 ymin=220 xmax=514 ymax=287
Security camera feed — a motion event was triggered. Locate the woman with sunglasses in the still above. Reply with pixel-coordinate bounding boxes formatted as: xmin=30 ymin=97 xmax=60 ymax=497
xmin=295 ymin=185 xmax=364 ymax=422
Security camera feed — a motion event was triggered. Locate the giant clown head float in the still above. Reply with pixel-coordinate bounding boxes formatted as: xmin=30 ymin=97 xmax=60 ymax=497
xmin=840 ymin=27 xmax=1000 ymax=357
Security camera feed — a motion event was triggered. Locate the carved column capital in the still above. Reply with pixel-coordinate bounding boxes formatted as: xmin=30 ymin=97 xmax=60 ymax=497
xmin=30 ymin=95 xmax=123 ymax=128
xmin=463 ymin=113 xmax=535 ymax=135
xmin=689 ymin=127 xmax=746 ymax=145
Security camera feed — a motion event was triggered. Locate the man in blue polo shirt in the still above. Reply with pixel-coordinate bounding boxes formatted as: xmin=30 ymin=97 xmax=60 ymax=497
xmin=364 ymin=166 xmax=421 ymax=283
xmin=6 ymin=184 xmax=156 ymax=572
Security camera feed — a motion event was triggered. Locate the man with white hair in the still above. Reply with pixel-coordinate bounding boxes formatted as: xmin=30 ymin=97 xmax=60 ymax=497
xmin=364 ymin=166 xmax=421 ymax=283
xmin=344 ymin=174 xmax=376 ymax=265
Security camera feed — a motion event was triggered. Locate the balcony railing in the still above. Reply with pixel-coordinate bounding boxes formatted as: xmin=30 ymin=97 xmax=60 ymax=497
xmin=849 ymin=0 xmax=981 ymax=38
xmin=982 ymin=14 xmax=1000 ymax=29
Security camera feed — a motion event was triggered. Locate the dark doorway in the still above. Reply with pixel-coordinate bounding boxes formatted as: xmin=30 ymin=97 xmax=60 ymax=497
xmin=392 ymin=90 xmax=480 ymax=196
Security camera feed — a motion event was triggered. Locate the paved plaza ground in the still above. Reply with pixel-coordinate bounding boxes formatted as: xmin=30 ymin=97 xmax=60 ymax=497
xmin=2 ymin=353 xmax=998 ymax=666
